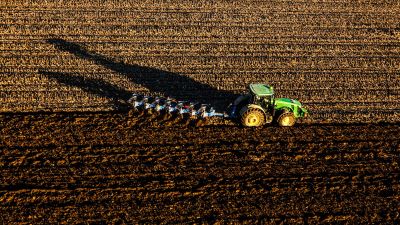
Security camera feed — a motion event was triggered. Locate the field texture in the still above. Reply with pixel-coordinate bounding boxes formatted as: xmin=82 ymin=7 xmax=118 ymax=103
xmin=1 ymin=0 xmax=400 ymax=224
xmin=0 ymin=0 xmax=399 ymax=122
xmin=1 ymin=112 xmax=399 ymax=223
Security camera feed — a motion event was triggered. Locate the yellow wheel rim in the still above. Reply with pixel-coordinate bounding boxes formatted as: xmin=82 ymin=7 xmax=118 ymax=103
xmin=246 ymin=114 xmax=259 ymax=126
xmin=281 ymin=116 xmax=293 ymax=126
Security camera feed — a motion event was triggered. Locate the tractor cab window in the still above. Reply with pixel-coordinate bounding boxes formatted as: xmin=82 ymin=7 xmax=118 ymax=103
xmin=261 ymin=95 xmax=273 ymax=109
xmin=251 ymin=95 xmax=261 ymax=105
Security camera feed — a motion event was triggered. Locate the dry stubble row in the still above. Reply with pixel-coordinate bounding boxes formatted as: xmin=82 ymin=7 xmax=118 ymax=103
xmin=0 ymin=1 xmax=399 ymax=122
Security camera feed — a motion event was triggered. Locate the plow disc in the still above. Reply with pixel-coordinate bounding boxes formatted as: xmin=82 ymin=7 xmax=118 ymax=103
xmin=127 ymin=94 xmax=227 ymax=120
xmin=126 ymin=94 xmax=229 ymax=126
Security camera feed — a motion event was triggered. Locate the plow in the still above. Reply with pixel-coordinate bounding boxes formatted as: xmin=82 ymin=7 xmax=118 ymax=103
xmin=126 ymin=83 xmax=309 ymax=127
xmin=127 ymin=94 xmax=226 ymax=119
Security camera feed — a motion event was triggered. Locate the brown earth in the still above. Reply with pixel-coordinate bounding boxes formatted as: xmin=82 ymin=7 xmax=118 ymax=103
xmin=1 ymin=112 xmax=399 ymax=223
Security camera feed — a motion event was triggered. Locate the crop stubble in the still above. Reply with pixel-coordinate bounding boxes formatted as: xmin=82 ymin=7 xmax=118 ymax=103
xmin=0 ymin=0 xmax=399 ymax=122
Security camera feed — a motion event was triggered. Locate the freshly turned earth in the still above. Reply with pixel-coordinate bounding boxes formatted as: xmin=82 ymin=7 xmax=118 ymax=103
xmin=0 ymin=112 xmax=399 ymax=223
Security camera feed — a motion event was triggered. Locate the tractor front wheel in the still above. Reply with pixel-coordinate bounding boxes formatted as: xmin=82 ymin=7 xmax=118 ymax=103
xmin=241 ymin=109 xmax=265 ymax=127
xmin=277 ymin=112 xmax=296 ymax=127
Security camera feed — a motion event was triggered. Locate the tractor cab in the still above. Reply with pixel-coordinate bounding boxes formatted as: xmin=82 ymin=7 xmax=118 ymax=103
xmin=248 ymin=84 xmax=274 ymax=110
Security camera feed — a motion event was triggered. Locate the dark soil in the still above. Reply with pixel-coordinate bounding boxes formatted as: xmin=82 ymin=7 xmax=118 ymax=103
xmin=1 ymin=112 xmax=399 ymax=223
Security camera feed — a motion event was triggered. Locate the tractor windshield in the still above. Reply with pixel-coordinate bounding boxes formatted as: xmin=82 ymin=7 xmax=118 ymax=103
xmin=247 ymin=84 xmax=275 ymax=109
xmin=251 ymin=94 xmax=273 ymax=108
xmin=261 ymin=95 xmax=273 ymax=109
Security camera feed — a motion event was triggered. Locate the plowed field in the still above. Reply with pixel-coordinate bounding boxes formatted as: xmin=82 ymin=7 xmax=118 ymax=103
xmin=1 ymin=113 xmax=399 ymax=223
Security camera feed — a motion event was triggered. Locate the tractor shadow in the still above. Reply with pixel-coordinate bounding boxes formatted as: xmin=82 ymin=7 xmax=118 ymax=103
xmin=38 ymin=70 xmax=132 ymax=110
xmin=42 ymin=38 xmax=239 ymax=111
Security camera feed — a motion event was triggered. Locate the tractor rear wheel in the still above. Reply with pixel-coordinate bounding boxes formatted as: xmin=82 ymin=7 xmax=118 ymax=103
xmin=241 ymin=108 xmax=265 ymax=127
xmin=277 ymin=112 xmax=296 ymax=127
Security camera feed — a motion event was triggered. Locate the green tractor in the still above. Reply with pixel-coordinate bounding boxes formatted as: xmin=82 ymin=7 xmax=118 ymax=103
xmin=228 ymin=83 xmax=308 ymax=127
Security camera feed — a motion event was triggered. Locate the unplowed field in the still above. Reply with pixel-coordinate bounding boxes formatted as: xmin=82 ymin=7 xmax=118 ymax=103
xmin=0 ymin=0 xmax=399 ymax=122
xmin=1 ymin=112 xmax=399 ymax=223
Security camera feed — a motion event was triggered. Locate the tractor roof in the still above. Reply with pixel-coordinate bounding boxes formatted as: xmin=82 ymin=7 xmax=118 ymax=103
xmin=249 ymin=83 xmax=274 ymax=96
